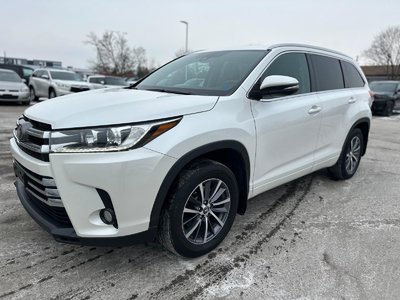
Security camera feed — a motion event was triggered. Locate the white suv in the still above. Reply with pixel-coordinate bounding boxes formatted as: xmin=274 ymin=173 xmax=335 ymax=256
xmin=29 ymin=69 xmax=92 ymax=101
xmin=11 ymin=44 xmax=372 ymax=257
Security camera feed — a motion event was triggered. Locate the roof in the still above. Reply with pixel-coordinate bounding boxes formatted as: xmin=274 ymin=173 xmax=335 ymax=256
xmin=196 ymin=43 xmax=352 ymax=59
xmin=0 ymin=68 xmax=17 ymax=73
xmin=37 ymin=68 xmax=74 ymax=73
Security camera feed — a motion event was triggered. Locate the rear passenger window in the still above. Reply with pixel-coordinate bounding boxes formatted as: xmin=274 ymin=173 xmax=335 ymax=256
xmin=263 ymin=53 xmax=311 ymax=94
xmin=310 ymin=55 xmax=344 ymax=91
xmin=341 ymin=61 xmax=365 ymax=88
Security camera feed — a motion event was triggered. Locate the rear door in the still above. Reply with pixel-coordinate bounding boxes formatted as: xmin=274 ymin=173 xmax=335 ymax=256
xmin=310 ymin=54 xmax=355 ymax=169
xmin=251 ymin=52 xmax=322 ymax=194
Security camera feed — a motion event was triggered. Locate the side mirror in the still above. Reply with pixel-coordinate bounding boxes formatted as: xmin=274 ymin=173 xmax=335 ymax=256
xmin=100 ymin=80 xmax=105 ymax=85
xmin=41 ymin=74 xmax=49 ymax=80
xmin=259 ymin=75 xmax=299 ymax=97
xmin=22 ymin=79 xmax=27 ymax=84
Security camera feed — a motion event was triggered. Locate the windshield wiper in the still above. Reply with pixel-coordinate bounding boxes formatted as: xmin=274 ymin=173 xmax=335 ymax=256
xmin=144 ymin=88 xmax=192 ymax=95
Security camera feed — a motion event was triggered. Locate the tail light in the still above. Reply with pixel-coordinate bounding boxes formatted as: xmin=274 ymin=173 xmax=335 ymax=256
xmin=368 ymin=90 xmax=374 ymax=107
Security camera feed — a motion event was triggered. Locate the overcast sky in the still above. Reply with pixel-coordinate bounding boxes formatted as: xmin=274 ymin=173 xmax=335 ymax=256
xmin=2 ymin=0 xmax=399 ymax=68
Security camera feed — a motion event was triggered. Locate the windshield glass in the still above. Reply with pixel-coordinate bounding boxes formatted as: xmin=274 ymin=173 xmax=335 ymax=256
xmin=136 ymin=50 xmax=267 ymax=96
xmin=50 ymin=71 xmax=80 ymax=81
xmin=0 ymin=70 xmax=21 ymax=82
xmin=105 ymin=77 xmax=129 ymax=86
xmin=370 ymin=82 xmax=397 ymax=93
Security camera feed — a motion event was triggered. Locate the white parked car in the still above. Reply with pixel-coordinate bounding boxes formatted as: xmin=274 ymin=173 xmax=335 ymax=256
xmin=0 ymin=69 xmax=30 ymax=105
xmin=29 ymin=69 xmax=92 ymax=101
xmin=87 ymin=75 xmax=129 ymax=89
xmin=11 ymin=44 xmax=372 ymax=257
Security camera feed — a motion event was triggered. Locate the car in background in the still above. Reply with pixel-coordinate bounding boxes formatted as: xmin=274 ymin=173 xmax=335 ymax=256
xmin=0 ymin=69 xmax=30 ymax=105
xmin=87 ymin=75 xmax=129 ymax=89
xmin=29 ymin=69 xmax=92 ymax=101
xmin=0 ymin=64 xmax=35 ymax=84
xmin=126 ymin=77 xmax=138 ymax=85
xmin=370 ymin=81 xmax=400 ymax=116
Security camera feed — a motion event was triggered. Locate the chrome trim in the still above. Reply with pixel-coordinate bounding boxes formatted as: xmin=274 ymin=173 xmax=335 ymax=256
xmin=26 ymin=188 xmax=63 ymax=208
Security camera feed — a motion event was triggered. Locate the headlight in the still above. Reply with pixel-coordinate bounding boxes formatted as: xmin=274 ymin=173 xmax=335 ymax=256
xmin=21 ymin=86 xmax=29 ymax=92
xmin=55 ymin=82 xmax=70 ymax=90
xmin=49 ymin=118 xmax=181 ymax=153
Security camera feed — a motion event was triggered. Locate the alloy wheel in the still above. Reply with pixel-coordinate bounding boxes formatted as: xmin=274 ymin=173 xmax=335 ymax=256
xmin=345 ymin=136 xmax=361 ymax=174
xmin=182 ymin=178 xmax=231 ymax=244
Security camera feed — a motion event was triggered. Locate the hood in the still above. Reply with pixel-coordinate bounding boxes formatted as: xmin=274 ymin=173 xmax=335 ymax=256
xmin=0 ymin=81 xmax=25 ymax=91
xmin=54 ymin=79 xmax=91 ymax=87
xmin=24 ymin=88 xmax=218 ymax=129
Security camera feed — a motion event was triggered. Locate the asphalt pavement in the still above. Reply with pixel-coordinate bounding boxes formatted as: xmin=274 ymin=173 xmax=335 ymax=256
xmin=1 ymin=103 xmax=400 ymax=299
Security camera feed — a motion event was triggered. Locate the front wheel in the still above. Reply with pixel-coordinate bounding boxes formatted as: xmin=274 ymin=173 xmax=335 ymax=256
xmin=29 ymin=87 xmax=38 ymax=102
xmin=158 ymin=159 xmax=239 ymax=257
xmin=328 ymin=128 xmax=363 ymax=180
xmin=49 ymin=89 xmax=57 ymax=99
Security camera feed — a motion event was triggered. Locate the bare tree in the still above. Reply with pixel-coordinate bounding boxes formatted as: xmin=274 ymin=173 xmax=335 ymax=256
xmin=363 ymin=26 xmax=400 ymax=79
xmin=86 ymin=31 xmax=137 ymax=76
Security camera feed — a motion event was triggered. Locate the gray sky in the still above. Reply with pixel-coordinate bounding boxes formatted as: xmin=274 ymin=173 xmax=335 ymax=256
xmin=2 ymin=0 xmax=399 ymax=68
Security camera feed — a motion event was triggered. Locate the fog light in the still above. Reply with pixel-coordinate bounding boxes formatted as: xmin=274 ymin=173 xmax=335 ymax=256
xmin=100 ymin=208 xmax=115 ymax=225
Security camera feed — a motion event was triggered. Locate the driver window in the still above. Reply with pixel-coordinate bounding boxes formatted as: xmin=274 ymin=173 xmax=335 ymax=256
xmin=262 ymin=53 xmax=311 ymax=95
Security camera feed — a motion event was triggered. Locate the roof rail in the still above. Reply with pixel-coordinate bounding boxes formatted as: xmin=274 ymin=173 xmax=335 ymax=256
xmin=268 ymin=43 xmax=352 ymax=59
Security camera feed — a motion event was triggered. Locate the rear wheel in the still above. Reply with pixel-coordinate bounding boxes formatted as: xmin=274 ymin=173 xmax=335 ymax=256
xmin=384 ymin=101 xmax=394 ymax=116
xmin=158 ymin=159 xmax=239 ymax=257
xmin=328 ymin=128 xmax=363 ymax=180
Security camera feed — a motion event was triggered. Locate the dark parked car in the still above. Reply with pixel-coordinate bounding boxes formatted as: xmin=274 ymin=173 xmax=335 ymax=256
xmin=0 ymin=64 xmax=35 ymax=84
xmin=370 ymin=81 xmax=400 ymax=116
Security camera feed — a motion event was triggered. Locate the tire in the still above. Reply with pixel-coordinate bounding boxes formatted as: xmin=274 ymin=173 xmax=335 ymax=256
xmin=49 ymin=89 xmax=56 ymax=99
xmin=384 ymin=101 xmax=394 ymax=116
xmin=29 ymin=87 xmax=38 ymax=102
xmin=328 ymin=128 xmax=363 ymax=180
xmin=20 ymin=99 xmax=31 ymax=106
xmin=158 ymin=159 xmax=239 ymax=258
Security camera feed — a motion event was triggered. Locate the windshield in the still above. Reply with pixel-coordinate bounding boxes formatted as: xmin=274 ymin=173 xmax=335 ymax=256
xmin=105 ymin=77 xmax=129 ymax=86
xmin=0 ymin=70 xmax=21 ymax=82
xmin=50 ymin=71 xmax=80 ymax=81
xmin=370 ymin=82 xmax=398 ymax=93
xmin=136 ymin=50 xmax=267 ymax=96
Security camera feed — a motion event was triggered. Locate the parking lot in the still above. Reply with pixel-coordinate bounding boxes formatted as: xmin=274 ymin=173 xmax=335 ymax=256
xmin=0 ymin=103 xmax=400 ymax=299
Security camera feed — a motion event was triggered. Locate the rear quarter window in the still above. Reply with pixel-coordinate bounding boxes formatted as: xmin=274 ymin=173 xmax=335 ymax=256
xmin=310 ymin=54 xmax=344 ymax=91
xmin=341 ymin=61 xmax=365 ymax=88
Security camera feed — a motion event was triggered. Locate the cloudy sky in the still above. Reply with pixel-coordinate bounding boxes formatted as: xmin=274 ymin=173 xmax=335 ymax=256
xmin=2 ymin=0 xmax=399 ymax=68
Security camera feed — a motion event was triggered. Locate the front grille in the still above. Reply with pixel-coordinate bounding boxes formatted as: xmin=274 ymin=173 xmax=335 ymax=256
xmin=14 ymin=160 xmax=72 ymax=227
xmin=0 ymin=94 xmax=18 ymax=99
xmin=70 ymin=86 xmax=90 ymax=93
xmin=14 ymin=116 xmax=51 ymax=162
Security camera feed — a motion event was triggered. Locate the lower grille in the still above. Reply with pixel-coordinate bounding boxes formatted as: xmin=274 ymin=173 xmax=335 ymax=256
xmin=14 ymin=160 xmax=72 ymax=227
xmin=70 ymin=86 xmax=90 ymax=93
xmin=0 ymin=94 xmax=18 ymax=99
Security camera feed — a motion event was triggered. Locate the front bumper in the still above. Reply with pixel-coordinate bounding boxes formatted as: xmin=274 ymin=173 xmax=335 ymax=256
xmin=10 ymin=137 xmax=176 ymax=245
xmin=371 ymin=99 xmax=389 ymax=112
xmin=0 ymin=91 xmax=29 ymax=102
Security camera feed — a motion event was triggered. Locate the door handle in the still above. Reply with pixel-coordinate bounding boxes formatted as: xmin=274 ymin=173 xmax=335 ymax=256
xmin=308 ymin=105 xmax=321 ymax=114
xmin=348 ymin=97 xmax=357 ymax=104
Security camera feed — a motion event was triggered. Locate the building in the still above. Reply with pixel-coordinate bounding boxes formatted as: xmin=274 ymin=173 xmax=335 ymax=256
xmin=0 ymin=56 xmax=62 ymax=68
xmin=361 ymin=65 xmax=399 ymax=82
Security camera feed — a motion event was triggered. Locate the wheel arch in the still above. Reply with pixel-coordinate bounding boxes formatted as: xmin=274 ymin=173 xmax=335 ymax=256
xmin=149 ymin=140 xmax=251 ymax=230
xmin=348 ymin=117 xmax=370 ymax=156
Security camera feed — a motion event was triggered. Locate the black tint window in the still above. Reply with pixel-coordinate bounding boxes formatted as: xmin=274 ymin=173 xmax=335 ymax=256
xmin=263 ymin=53 xmax=311 ymax=94
xmin=341 ymin=61 xmax=365 ymax=88
xmin=311 ymin=55 xmax=344 ymax=91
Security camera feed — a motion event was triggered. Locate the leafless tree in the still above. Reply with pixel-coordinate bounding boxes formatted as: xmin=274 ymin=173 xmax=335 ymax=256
xmin=86 ymin=31 xmax=137 ymax=76
xmin=363 ymin=26 xmax=400 ymax=79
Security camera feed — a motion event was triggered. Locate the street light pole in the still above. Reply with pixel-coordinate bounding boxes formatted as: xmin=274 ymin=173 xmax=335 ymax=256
xmin=179 ymin=20 xmax=189 ymax=53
